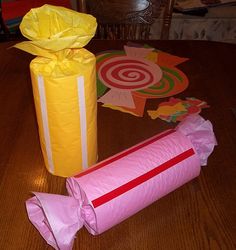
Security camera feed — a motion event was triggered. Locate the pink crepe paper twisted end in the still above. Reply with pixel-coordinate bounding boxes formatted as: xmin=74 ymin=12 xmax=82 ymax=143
xmin=26 ymin=192 xmax=84 ymax=250
xmin=176 ymin=114 xmax=217 ymax=166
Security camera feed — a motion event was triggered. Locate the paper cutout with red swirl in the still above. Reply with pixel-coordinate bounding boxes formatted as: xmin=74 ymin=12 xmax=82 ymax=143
xmin=98 ymin=56 xmax=162 ymax=91
xmin=96 ymin=46 xmax=189 ymax=117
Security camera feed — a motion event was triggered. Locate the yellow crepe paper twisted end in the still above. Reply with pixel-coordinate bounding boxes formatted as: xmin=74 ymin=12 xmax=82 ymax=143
xmin=14 ymin=4 xmax=97 ymax=56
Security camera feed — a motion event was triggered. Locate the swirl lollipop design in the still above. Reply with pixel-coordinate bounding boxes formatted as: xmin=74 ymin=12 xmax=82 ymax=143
xmin=96 ymin=47 xmax=189 ymax=116
xmin=98 ymin=56 xmax=162 ymax=90
xmin=97 ymin=55 xmax=162 ymax=109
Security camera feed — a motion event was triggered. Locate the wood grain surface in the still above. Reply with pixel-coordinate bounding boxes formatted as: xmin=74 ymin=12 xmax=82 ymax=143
xmin=0 ymin=40 xmax=235 ymax=250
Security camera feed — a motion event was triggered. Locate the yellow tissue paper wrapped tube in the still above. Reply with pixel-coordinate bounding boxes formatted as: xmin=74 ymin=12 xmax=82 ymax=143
xmin=14 ymin=5 xmax=98 ymax=177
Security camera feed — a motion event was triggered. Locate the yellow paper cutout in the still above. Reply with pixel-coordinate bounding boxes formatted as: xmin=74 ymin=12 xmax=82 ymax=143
xmin=145 ymin=51 xmax=158 ymax=63
xmin=148 ymin=102 xmax=186 ymax=120
xmin=102 ymin=104 xmax=141 ymax=117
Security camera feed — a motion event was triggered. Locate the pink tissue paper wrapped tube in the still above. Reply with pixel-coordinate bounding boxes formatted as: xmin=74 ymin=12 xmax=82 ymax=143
xmin=26 ymin=115 xmax=217 ymax=250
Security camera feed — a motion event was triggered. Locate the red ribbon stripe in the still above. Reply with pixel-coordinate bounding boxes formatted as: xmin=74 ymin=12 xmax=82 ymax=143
xmin=92 ymin=148 xmax=195 ymax=208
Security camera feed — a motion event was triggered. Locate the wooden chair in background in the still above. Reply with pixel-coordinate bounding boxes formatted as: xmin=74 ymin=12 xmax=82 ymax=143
xmin=77 ymin=0 xmax=175 ymax=40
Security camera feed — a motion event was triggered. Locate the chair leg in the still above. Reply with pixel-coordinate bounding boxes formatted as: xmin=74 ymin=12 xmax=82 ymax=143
xmin=160 ymin=0 xmax=175 ymax=40
xmin=77 ymin=0 xmax=87 ymax=13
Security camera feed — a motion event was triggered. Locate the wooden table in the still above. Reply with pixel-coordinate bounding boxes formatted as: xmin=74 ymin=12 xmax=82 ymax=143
xmin=0 ymin=40 xmax=235 ymax=250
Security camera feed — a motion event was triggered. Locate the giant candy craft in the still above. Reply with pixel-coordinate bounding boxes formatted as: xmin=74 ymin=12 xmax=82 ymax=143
xmin=26 ymin=115 xmax=217 ymax=250
xmin=14 ymin=5 xmax=98 ymax=177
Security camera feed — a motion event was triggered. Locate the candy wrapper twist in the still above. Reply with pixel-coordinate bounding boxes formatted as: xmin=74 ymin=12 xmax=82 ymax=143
xmin=26 ymin=115 xmax=217 ymax=250
xmin=14 ymin=5 xmax=98 ymax=177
